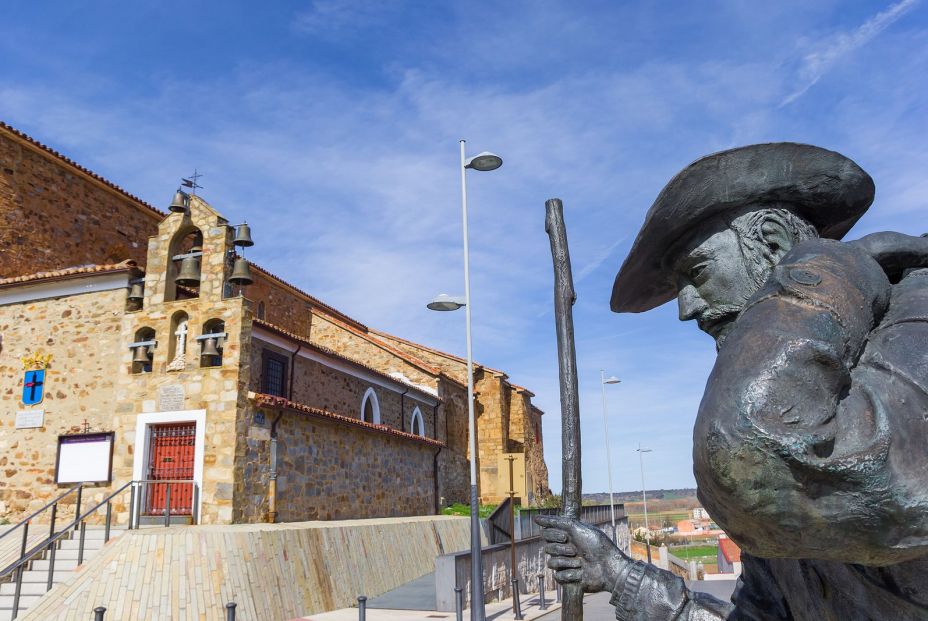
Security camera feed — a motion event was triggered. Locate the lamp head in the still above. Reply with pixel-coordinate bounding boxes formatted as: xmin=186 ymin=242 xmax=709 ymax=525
xmin=465 ymin=152 xmax=503 ymax=172
xmin=427 ymin=293 xmax=466 ymax=312
xmin=603 ymin=376 xmax=621 ymax=385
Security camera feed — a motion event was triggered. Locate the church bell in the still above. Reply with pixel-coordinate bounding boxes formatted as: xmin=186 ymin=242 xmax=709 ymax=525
xmin=127 ymin=282 xmax=144 ymax=302
xmin=233 ymin=223 xmax=254 ymax=247
xmin=169 ymin=189 xmax=188 ymax=213
xmin=132 ymin=345 xmax=152 ymax=364
xmin=228 ymin=258 xmax=253 ymax=286
xmin=175 ymin=255 xmax=201 ymax=287
xmin=200 ymin=337 xmax=221 ymax=358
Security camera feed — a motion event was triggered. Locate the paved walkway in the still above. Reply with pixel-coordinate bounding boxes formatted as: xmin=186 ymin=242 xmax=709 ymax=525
xmin=300 ymin=591 xmax=561 ymax=621
xmin=367 ymin=572 xmax=436 ymax=610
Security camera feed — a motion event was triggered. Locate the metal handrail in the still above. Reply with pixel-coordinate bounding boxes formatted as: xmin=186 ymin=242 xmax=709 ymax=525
xmin=0 ymin=484 xmax=81 ymax=543
xmin=0 ymin=480 xmax=134 ymax=579
xmin=2 ymin=479 xmax=200 ymax=619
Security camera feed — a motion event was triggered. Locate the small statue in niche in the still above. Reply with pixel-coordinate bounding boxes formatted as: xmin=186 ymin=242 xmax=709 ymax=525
xmin=167 ymin=318 xmax=188 ymax=372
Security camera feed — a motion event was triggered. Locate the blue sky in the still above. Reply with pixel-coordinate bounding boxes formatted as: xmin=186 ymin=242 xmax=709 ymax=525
xmin=2 ymin=1 xmax=926 ymax=494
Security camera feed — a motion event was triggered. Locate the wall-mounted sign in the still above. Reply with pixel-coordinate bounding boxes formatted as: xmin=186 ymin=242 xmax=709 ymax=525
xmin=15 ymin=409 xmax=44 ymax=429
xmin=158 ymin=384 xmax=185 ymax=411
xmin=55 ymin=432 xmax=115 ymax=484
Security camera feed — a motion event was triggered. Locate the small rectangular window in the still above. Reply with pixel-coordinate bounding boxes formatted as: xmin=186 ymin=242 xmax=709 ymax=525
xmin=262 ymin=351 xmax=288 ymax=397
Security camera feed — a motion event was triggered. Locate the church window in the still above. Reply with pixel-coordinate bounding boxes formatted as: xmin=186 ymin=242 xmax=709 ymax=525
xmin=361 ymin=387 xmax=381 ymax=424
xmin=256 ymin=301 xmax=266 ymax=320
xmin=262 ymin=350 xmax=288 ymax=397
xmin=410 ymin=406 xmax=425 ymax=437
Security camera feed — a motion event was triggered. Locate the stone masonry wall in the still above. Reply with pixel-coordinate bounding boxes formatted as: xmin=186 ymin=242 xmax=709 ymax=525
xmin=310 ymin=314 xmax=438 ymax=387
xmin=237 ymin=406 xmax=439 ymax=522
xmin=0 ymin=287 xmax=127 ymax=523
xmin=0 ymin=127 xmax=161 ymax=278
xmin=245 ymin=273 xmax=315 ymax=336
xmin=250 ymin=338 xmax=437 ymax=437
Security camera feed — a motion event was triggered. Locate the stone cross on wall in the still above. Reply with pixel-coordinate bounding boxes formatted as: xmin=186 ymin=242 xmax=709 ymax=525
xmin=167 ymin=319 xmax=188 ymax=371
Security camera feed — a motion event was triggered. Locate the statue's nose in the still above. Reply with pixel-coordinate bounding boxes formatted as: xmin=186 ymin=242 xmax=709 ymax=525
xmin=678 ymin=286 xmax=707 ymax=322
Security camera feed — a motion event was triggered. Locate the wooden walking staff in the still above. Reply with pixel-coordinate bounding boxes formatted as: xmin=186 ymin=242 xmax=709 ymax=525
xmin=544 ymin=198 xmax=584 ymax=621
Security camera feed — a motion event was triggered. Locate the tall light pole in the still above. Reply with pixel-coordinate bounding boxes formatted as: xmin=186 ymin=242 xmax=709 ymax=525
xmin=427 ymin=140 xmax=502 ymax=621
xmin=637 ymin=443 xmax=653 ymax=563
xmin=600 ymin=372 xmax=621 ymax=543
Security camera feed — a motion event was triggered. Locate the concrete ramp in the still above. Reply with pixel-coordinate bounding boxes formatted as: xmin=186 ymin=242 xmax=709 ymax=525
xmin=21 ymin=516 xmax=470 ymax=621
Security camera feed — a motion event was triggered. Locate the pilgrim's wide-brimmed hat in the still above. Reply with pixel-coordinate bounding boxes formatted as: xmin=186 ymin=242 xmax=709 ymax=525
xmin=610 ymin=142 xmax=874 ymax=313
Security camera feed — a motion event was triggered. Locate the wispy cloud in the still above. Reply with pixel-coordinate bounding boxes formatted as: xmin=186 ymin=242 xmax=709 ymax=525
xmin=291 ymin=0 xmax=397 ymax=37
xmin=576 ymin=236 xmax=627 ymax=282
xmin=781 ymin=0 xmax=919 ymax=106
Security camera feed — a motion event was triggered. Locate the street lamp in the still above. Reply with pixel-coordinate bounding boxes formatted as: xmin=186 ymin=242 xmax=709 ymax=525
xmin=427 ymin=140 xmax=502 ymax=621
xmin=637 ymin=443 xmax=653 ymax=563
xmin=600 ymin=372 xmax=621 ymax=543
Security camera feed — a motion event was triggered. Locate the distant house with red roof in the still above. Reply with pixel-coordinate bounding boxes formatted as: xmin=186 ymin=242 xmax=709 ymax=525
xmin=717 ymin=534 xmax=743 ymax=576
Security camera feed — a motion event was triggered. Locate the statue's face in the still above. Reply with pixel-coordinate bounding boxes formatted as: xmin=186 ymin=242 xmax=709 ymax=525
xmin=672 ymin=225 xmax=762 ymax=344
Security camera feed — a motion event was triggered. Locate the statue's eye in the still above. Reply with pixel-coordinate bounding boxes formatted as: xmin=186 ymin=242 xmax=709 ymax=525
xmin=689 ymin=263 xmax=707 ymax=281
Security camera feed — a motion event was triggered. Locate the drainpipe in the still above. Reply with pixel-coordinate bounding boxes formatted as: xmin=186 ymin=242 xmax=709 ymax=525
xmin=400 ymin=388 xmax=409 ymax=432
xmin=432 ymin=403 xmax=439 ymax=441
xmin=433 ymin=444 xmax=443 ymax=514
xmin=267 ymin=409 xmax=284 ymax=523
xmin=268 ymin=342 xmax=301 ymax=523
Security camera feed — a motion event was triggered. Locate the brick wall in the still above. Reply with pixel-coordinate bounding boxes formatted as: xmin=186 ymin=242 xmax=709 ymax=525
xmin=0 ymin=127 xmax=161 ymax=278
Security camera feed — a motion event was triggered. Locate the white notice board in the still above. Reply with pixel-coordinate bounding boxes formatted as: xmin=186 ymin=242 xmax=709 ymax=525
xmin=56 ymin=433 xmax=114 ymax=484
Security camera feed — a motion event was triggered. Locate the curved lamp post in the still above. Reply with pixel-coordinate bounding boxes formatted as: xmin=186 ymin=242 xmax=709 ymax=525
xmin=600 ymin=372 xmax=621 ymax=542
xmin=427 ymin=141 xmax=502 ymax=621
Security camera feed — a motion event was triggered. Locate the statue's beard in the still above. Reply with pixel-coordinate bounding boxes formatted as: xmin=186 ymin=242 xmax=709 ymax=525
xmin=703 ymin=250 xmax=774 ymax=349
xmin=697 ymin=304 xmax=744 ymax=346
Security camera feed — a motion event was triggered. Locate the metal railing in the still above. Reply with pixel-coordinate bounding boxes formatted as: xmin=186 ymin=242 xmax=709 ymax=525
xmin=1 ymin=479 xmax=199 ymax=620
xmin=516 ymin=502 xmax=624 ymax=540
xmin=132 ymin=479 xmax=200 ymax=527
xmin=0 ymin=484 xmax=82 ymax=573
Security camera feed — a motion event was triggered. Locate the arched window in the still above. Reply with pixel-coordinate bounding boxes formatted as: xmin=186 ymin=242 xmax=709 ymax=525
xmin=131 ymin=327 xmax=156 ymax=374
xmin=256 ymin=301 xmax=266 ymax=320
xmin=361 ymin=387 xmax=381 ymax=424
xmin=167 ymin=311 xmax=189 ymax=372
xmin=199 ymin=319 xmax=225 ymax=368
xmin=166 ymin=227 xmax=203 ymax=302
xmin=410 ymin=406 xmax=425 ymax=437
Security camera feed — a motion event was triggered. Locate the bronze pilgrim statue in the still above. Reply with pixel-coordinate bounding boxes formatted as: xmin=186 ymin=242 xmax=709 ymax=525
xmin=538 ymin=143 xmax=928 ymax=620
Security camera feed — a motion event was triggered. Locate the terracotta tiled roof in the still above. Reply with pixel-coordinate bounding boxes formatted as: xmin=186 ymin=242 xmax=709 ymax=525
xmin=252 ymin=318 xmax=442 ymax=401
xmin=719 ymin=536 xmax=742 ymax=563
xmin=252 ymin=393 xmax=445 ymax=447
xmin=0 ymin=121 xmax=164 ymax=220
xmin=369 ymin=328 xmax=507 ymax=377
xmin=0 ymin=260 xmax=140 ymax=289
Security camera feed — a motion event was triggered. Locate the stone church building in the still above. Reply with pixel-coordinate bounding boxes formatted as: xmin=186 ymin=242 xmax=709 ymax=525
xmin=0 ymin=121 xmax=549 ymax=525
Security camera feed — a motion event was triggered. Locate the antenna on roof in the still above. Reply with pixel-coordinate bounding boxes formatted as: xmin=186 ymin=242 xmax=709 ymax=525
xmin=181 ymin=169 xmax=204 ymax=195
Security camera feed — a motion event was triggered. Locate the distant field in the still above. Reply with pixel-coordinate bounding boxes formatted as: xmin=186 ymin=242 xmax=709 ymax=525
xmin=669 ymin=544 xmax=717 ymax=561
xmin=625 ymin=510 xmax=690 ymax=526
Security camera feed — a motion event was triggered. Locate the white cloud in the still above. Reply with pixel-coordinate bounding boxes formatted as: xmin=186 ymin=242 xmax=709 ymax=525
xmin=781 ymin=0 xmax=919 ymax=106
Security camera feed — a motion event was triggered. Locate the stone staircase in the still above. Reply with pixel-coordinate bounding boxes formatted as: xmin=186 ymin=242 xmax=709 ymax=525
xmin=0 ymin=526 xmax=125 ymax=621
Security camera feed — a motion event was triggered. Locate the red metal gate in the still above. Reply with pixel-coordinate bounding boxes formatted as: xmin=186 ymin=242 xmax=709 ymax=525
xmin=145 ymin=423 xmax=196 ymax=515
